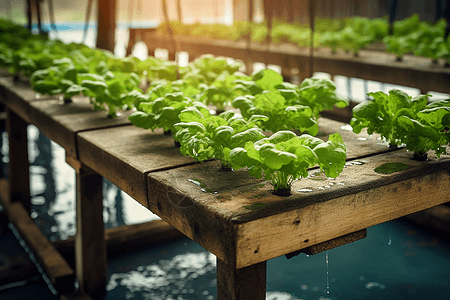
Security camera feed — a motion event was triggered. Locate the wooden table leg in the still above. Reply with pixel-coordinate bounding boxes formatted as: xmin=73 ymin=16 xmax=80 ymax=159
xmin=6 ymin=108 xmax=30 ymax=212
xmin=217 ymin=258 xmax=266 ymax=300
xmin=68 ymin=156 xmax=107 ymax=299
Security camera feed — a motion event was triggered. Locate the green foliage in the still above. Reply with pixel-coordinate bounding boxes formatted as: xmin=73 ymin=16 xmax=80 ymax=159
xmin=229 ymin=131 xmax=346 ymax=190
xmin=351 ymin=89 xmax=450 ymax=157
xmin=174 ymin=109 xmax=268 ymax=168
xmin=128 ymin=92 xmax=208 ymax=132
xmin=233 ymin=72 xmax=348 ymax=135
xmin=279 ymin=77 xmax=349 ymax=119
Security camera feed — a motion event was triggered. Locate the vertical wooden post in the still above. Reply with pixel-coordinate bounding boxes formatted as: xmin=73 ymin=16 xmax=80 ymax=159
xmin=176 ymin=0 xmax=183 ymax=23
xmin=245 ymin=0 xmax=254 ymax=75
xmin=69 ymin=157 xmax=107 ymax=298
xmin=217 ymin=258 xmax=266 ymax=300
xmin=6 ymin=109 xmax=30 ymax=212
xmin=96 ymin=0 xmax=116 ymax=53
xmin=309 ymin=0 xmax=316 ymax=78
xmin=26 ymin=0 xmax=32 ymax=30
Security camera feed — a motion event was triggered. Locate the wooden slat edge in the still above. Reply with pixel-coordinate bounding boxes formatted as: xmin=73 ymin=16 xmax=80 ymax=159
xmin=285 ymin=229 xmax=367 ymax=258
xmin=235 ymin=168 xmax=450 ymax=269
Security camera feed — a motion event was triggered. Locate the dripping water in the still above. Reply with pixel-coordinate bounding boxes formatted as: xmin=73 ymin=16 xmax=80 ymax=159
xmin=326 ymin=251 xmax=330 ymax=294
xmin=388 ymin=228 xmax=392 ymax=246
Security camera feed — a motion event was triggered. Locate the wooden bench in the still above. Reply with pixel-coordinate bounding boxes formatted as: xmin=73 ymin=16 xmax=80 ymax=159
xmin=1 ymin=69 xmax=450 ymax=299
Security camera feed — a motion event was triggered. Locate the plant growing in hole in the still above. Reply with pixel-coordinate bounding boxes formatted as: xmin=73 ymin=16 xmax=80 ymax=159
xmin=233 ymin=70 xmax=348 ymax=135
xmin=233 ymin=92 xmax=319 ymax=135
xmin=229 ymin=131 xmax=347 ymax=195
xmin=351 ymin=89 xmax=450 ymax=159
xmin=184 ymin=55 xmax=243 ymax=85
xmin=128 ymin=92 xmax=209 ymax=134
xmin=197 ymin=71 xmax=249 ymax=113
xmin=174 ymin=109 xmax=268 ymax=170
xmin=80 ymin=71 xmax=142 ymax=117
xmin=276 ymin=77 xmax=349 ymax=120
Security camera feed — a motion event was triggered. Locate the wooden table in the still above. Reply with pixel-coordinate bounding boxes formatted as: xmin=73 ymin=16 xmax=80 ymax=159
xmin=1 ymin=72 xmax=450 ymax=299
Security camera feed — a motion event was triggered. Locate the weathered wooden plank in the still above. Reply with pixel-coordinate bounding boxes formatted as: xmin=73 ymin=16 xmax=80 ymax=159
xmin=141 ymin=33 xmax=450 ymax=94
xmin=233 ymin=150 xmax=450 ymax=269
xmin=143 ymin=118 xmax=396 ymax=264
xmin=28 ymin=97 xmax=133 ymax=158
xmin=77 ymin=125 xmax=195 ymax=207
xmin=293 ymin=229 xmax=367 ymax=257
xmin=73 ymin=160 xmax=107 ymax=298
xmin=0 ymin=180 xmax=75 ymax=293
xmin=6 ymin=108 xmax=31 ymax=212
xmin=0 ymin=77 xmax=56 ymax=123
xmin=217 ymin=259 xmax=266 ymax=300
xmin=146 ymin=140 xmax=450 ymax=268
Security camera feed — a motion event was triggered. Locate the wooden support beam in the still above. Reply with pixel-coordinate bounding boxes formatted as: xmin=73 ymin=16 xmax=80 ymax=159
xmin=217 ymin=258 xmax=266 ymax=300
xmin=286 ymin=229 xmax=367 ymax=258
xmin=69 ymin=156 xmax=107 ymax=299
xmin=0 ymin=179 xmax=75 ymax=293
xmin=96 ymin=0 xmax=116 ymax=52
xmin=6 ymin=108 xmax=30 ymax=212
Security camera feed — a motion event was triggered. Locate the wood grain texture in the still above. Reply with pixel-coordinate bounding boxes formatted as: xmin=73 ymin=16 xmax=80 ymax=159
xmin=0 ymin=180 xmax=75 ymax=293
xmin=28 ymin=97 xmax=133 ymax=158
xmin=6 ymin=109 xmax=31 ymax=212
xmin=77 ymin=125 xmax=195 ymax=207
xmin=146 ymin=129 xmax=450 ymax=268
xmin=75 ymin=164 xmax=106 ymax=298
xmin=217 ymin=258 xmax=266 ymax=300
xmin=0 ymin=77 xmax=56 ymax=123
xmin=139 ymin=33 xmax=450 ymax=94
xmin=286 ymin=229 xmax=367 ymax=258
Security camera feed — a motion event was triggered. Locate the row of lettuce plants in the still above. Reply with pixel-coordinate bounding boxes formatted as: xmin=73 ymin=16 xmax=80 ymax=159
xmin=155 ymin=15 xmax=450 ymax=63
xmin=2 ymin=19 xmax=449 ymax=196
xmin=351 ymin=90 xmax=450 ymax=160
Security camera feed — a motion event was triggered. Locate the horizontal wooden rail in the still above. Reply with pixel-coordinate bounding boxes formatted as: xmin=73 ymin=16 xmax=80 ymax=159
xmin=0 ymin=179 xmax=75 ymax=294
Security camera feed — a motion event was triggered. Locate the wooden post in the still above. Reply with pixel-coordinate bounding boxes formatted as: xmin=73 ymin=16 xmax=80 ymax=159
xmin=67 ymin=156 xmax=107 ymax=299
xmin=96 ymin=0 xmax=116 ymax=53
xmin=217 ymin=258 xmax=266 ymax=300
xmin=6 ymin=108 xmax=30 ymax=212
xmin=245 ymin=0 xmax=254 ymax=75
xmin=309 ymin=0 xmax=316 ymax=78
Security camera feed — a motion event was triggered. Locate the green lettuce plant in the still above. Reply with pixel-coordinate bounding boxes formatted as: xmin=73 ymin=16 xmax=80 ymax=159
xmin=229 ymin=131 xmax=347 ymax=194
xmin=174 ymin=109 xmax=268 ymax=169
xmin=128 ymin=92 xmax=208 ymax=133
xmin=351 ymin=89 xmax=450 ymax=158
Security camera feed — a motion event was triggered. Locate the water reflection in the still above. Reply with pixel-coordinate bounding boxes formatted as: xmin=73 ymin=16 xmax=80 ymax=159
xmin=104 ymin=180 xmax=126 ymax=229
xmin=107 ymin=251 xmax=217 ymax=300
xmin=29 ymin=129 xmax=59 ymax=240
xmin=0 ymin=131 xmax=8 ymax=178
